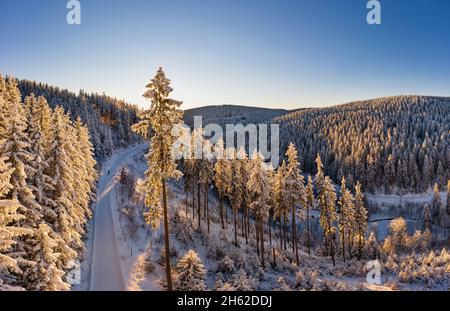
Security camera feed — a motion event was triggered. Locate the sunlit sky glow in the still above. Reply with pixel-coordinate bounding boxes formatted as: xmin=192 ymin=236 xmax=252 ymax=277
xmin=1 ymin=0 xmax=450 ymax=110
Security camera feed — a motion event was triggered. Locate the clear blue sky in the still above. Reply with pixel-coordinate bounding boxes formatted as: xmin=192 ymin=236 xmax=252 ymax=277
xmin=1 ymin=0 xmax=449 ymax=109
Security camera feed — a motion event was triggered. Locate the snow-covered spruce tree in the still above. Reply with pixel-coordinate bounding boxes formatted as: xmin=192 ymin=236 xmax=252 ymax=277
xmin=315 ymin=154 xmax=330 ymax=254
xmin=131 ymin=68 xmax=184 ymax=291
xmin=1 ymin=79 xmax=41 ymax=225
xmin=0 ymin=154 xmax=32 ymax=283
xmin=423 ymin=203 xmax=433 ymax=232
xmin=191 ymin=128 xmax=204 ymax=230
xmin=199 ymin=139 xmax=214 ymax=233
xmin=387 ymin=217 xmax=408 ymax=254
xmin=74 ymin=117 xmax=98 ymax=218
xmin=67 ymin=118 xmax=97 ymax=234
xmin=319 ymin=176 xmax=338 ymax=266
xmin=45 ymin=107 xmax=79 ymax=269
xmin=353 ymin=181 xmax=368 ymax=260
xmin=24 ymin=223 xmax=70 ymax=291
xmin=222 ymin=148 xmax=234 ymax=224
xmin=431 ymin=183 xmax=443 ymax=223
xmin=229 ymin=148 xmax=243 ymax=246
xmin=0 ymin=79 xmax=44 ymax=278
xmin=284 ymin=143 xmax=306 ymax=265
xmin=272 ymin=161 xmax=287 ymax=251
xmin=305 ymin=175 xmax=315 ymax=255
xmin=173 ymin=250 xmax=206 ymax=291
xmin=24 ymin=95 xmax=57 ymax=223
xmin=363 ymin=231 xmax=380 ymax=260
xmin=213 ymin=138 xmax=227 ymax=229
xmin=314 ymin=154 xmax=325 ymax=198
xmin=247 ymin=152 xmax=271 ymax=268
xmin=338 ymin=177 xmax=355 ymax=262
xmin=237 ymin=147 xmax=250 ymax=244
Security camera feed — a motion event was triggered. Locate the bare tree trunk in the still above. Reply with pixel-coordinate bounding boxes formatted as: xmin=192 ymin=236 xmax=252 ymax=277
xmin=206 ymin=186 xmax=210 ymax=233
xmin=358 ymin=231 xmax=363 ymax=261
xmin=306 ymin=205 xmax=311 ymax=255
xmin=283 ymin=212 xmax=287 ymax=251
xmin=256 ymin=218 xmax=260 ymax=256
xmin=341 ymin=222 xmax=346 ymax=262
xmin=292 ymin=207 xmax=295 ymax=253
xmin=192 ymin=179 xmax=195 ymax=220
xmin=185 ymin=191 xmax=188 ymax=216
xmin=203 ymin=184 xmax=207 ymax=218
xmin=269 ymin=218 xmax=272 ymax=246
xmin=272 ymin=246 xmax=276 ymax=267
xmin=327 ymin=218 xmax=336 ymax=266
xmin=219 ymin=198 xmax=225 ymax=229
xmin=279 ymin=219 xmax=283 ymax=250
xmin=162 ymin=180 xmax=172 ymax=290
xmin=244 ymin=207 xmax=248 ymax=244
xmin=241 ymin=208 xmax=245 ymax=238
xmin=197 ymin=183 xmax=201 ymax=230
xmin=233 ymin=209 xmax=238 ymax=246
xmin=260 ymin=217 xmax=265 ymax=268
xmin=292 ymin=206 xmax=299 ymax=265
xmin=348 ymin=233 xmax=353 ymax=260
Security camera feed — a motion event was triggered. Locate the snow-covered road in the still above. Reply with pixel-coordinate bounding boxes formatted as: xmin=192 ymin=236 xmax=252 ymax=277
xmin=89 ymin=144 xmax=146 ymax=291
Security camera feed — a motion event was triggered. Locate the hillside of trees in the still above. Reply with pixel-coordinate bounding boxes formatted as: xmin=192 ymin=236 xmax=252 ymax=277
xmin=184 ymin=105 xmax=293 ymax=128
xmin=273 ymin=96 xmax=450 ymax=194
xmin=127 ymin=69 xmax=450 ymax=291
xmin=18 ymin=79 xmax=142 ymax=161
xmin=0 ymin=76 xmax=97 ymax=290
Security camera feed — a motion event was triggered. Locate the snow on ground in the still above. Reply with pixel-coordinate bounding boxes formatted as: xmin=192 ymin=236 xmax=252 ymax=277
xmin=77 ymin=145 xmax=449 ymax=291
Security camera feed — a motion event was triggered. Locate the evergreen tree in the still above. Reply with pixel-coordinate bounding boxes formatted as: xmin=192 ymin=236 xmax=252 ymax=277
xmin=199 ymin=139 xmax=214 ymax=233
xmin=213 ymin=138 xmax=227 ymax=229
xmin=131 ymin=68 xmax=184 ymax=290
xmin=431 ymin=183 xmax=443 ymax=222
xmin=305 ymin=175 xmax=314 ymax=255
xmin=229 ymin=148 xmax=242 ymax=246
xmin=237 ymin=147 xmax=250 ymax=244
xmin=247 ymin=152 xmax=271 ymax=268
xmin=272 ymin=161 xmax=287 ymax=251
xmin=24 ymin=95 xmax=56 ymax=222
xmin=284 ymin=143 xmax=306 ymax=265
xmin=423 ymin=203 xmax=432 ymax=231
xmin=25 ymin=224 xmax=70 ymax=291
xmin=319 ymin=176 xmax=338 ymax=266
xmin=338 ymin=177 xmax=355 ymax=262
xmin=173 ymin=250 xmax=206 ymax=291
xmin=46 ymin=107 xmax=79 ymax=269
xmin=353 ymin=181 xmax=368 ymax=260
xmin=0 ymin=155 xmax=32 ymax=282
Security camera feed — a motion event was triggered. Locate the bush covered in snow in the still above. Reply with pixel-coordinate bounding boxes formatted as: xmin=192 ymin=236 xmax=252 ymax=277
xmin=231 ymin=269 xmax=260 ymax=291
xmin=173 ymin=250 xmax=207 ymax=291
xmin=397 ymin=249 xmax=450 ymax=288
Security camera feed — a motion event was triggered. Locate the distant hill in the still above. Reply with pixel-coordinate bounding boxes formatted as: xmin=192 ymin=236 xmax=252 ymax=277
xmin=271 ymin=95 xmax=450 ymax=193
xmin=184 ymin=105 xmax=294 ymax=128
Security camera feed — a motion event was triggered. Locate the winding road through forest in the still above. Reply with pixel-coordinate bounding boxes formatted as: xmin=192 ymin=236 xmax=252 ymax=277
xmin=89 ymin=144 xmax=146 ymax=291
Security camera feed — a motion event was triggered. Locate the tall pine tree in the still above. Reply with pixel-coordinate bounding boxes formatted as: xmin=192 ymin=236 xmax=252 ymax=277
xmin=131 ymin=68 xmax=183 ymax=290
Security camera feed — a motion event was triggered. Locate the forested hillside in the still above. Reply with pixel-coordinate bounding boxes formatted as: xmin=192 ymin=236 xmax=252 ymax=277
xmin=0 ymin=76 xmax=97 ymax=290
xmin=273 ymin=96 xmax=450 ymax=194
xmin=18 ymin=79 xmax=142 ymax=161
xmin=184 ymin=105 xmax=293 ymax=128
